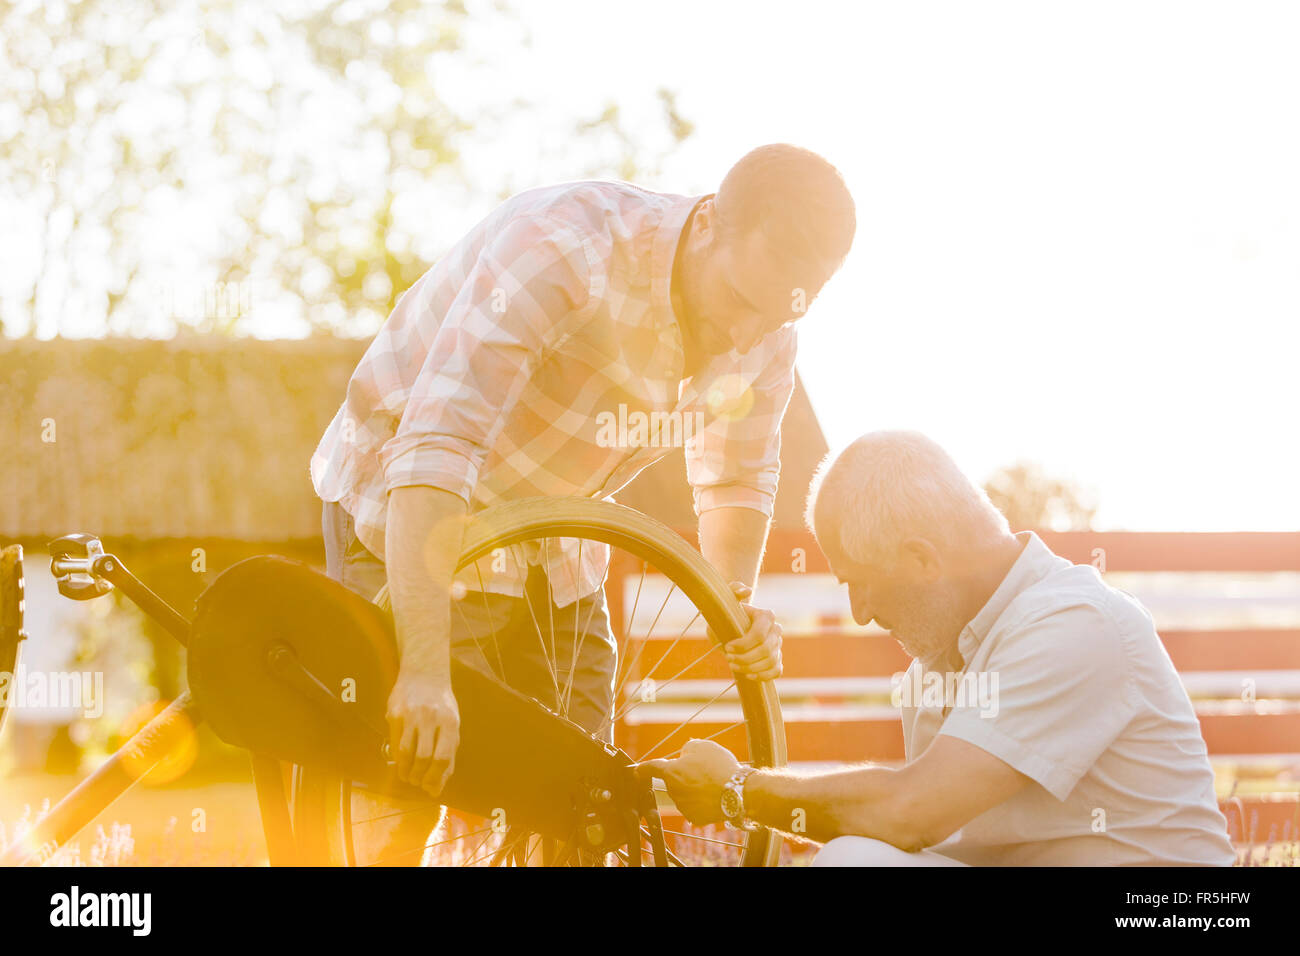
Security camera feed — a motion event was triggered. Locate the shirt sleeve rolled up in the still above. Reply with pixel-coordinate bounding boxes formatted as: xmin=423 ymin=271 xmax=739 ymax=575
xmin=685 ymin=328 xmax=798 ymax=519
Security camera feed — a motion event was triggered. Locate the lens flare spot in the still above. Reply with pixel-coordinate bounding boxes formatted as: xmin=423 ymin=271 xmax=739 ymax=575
xmin=706 ymin=374 xmax=755 ymax=422
xmin=119 ymin=698 xmax=198 ymax=785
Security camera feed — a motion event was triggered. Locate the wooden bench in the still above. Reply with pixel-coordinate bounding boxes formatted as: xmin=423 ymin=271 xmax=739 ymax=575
xmin=613 ymin=530 xmax=1300 ymax=853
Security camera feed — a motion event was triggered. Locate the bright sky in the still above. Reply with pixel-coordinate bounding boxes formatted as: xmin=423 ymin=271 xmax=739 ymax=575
xmin=500 ymin=0 xmax=1300 ymax=531
xmin=11 ymin=1 xmax=1294 ymax=532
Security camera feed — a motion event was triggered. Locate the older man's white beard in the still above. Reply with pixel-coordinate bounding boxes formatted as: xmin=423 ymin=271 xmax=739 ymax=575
xmin=893 ymin=627 xmax=955 ymax=666
xmin=889 ymin=589 xmax=965 ymax=667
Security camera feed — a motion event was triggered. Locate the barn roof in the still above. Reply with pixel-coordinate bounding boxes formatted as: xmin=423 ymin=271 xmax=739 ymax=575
xmin=2 ymin=336 xmax=827 ymax=545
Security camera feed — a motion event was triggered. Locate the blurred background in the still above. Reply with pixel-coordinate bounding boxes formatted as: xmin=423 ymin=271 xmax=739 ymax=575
xmin=1 ymin=0 xmax=1296 ymax=864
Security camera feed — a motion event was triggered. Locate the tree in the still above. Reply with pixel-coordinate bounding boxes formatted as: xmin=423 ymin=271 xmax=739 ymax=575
xmin=0 ymin=0 xmax=693 ymax=337
xmin=983 ymin=461 xmax=1097 ymax=532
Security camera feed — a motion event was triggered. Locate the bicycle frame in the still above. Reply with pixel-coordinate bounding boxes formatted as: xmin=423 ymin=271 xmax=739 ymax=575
xmin=1 ymin=535 xmax=298 ymax=866
xmin=3 ymin=533 xmax=662 ymax=867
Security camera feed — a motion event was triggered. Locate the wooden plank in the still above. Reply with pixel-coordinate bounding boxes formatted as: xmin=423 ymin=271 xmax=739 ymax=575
xmin=619 ymin=716 xmax=907 ymax=763
xmin=622 ymin=674 xmax=1300 ymax=707
xmin=610 ymin=533 xmax=1300 ymax=797
xmin=1198 ymin=711 xmax=1300 ymax=756
xmin=650 ymin=801 xmax=1297 ymax=850
xmin=1220 ymin=795 xmax=1300 ymax=843
xmin=749 ymin=530 xmax=1300 ymax=575
xmin=619 ymin=710 xmax=1300 ymax=762
xmin=620 ymin=629 xmax=1300 ymax=682
xmin=1161 ymin=629 xmax=1300 ymax=672
xmin=1036 ymin=531 xmax=1300 ymax=573
xmin=619 ymin=633 xmax=910 ymax=683
xmin=760 ymin=530 xmax=831 ymax=574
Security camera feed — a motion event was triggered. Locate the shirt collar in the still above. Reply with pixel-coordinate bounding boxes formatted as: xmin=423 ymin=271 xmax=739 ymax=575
xmin=652 ymin=191 xmax=713 ymax=339
xmin=955 ymin=531 xmax=1063 ymax=663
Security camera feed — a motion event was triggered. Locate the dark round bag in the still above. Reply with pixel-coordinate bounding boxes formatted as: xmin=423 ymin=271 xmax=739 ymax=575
xmin=188 ymin=555 xmax=397 ymax=780
xmin=188 ymin=555 xmax=634 ymax=843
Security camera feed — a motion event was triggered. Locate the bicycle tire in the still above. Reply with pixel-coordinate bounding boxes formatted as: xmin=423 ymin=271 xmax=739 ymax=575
xmin=0 ymin=546 xmax=25 ymax=737
xmin=293 ymin=497 xmax=787 ymax=867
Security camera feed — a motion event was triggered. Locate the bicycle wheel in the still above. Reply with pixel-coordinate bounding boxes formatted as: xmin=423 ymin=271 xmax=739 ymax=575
xmin=0 ymin=546 xmax=25 ymax=737
xmin=293 ymin=497 xmax=787 ymax=867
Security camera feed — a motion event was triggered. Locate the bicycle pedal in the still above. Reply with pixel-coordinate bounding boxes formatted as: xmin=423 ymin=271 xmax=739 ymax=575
xmin=48 ymin=533 xmax=114 ymax=601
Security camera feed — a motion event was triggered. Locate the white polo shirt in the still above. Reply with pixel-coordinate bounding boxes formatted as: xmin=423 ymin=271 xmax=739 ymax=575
xmin=902 ymin=531 xmax=1235 ymax=866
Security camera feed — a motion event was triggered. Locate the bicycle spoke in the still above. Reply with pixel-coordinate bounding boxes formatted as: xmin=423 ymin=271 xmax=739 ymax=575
xmin=317 ymin=498 xmax=782 ymax=869
xmin=612 ymin=834 xmax=652 ymax=867
xmin=604 ymin=639 xmax=718 ymax=732
xmin=351 ymin=804 xmax=442 ymax=827
xmin=660 ymin=828 xmax=745 ymax=850
xmin=362 ymin=823 xmax=496 ymax=867
xmin=560 ymin=538 xmax=597 ymax=717
xmin=489 ymin=827 xmax=531 ymax=867
xmin=519 ymin=573 xmax=562 ymax=707
xmin=634 ymin=607 xmax=701 ymax=696
xmin=543 ymin=538 xmax=559 ymax=686
xmin=623 ymin=559 xmax=648 ymax=640
xmin=640 ymin=826 xmax=687 ymax=867
xmin=453 ymin=588 xmax=503 ymax=681
xmin=611 ymin=579 xmax=678 ymax=706
xmin=656 ymin=720 xmax=746 ymax=760
xmin=637 ymin=679 xmax=737 ymax=761
xmin=459 ymin=826 xmax=506 ymax=867
xmin=473 ymin=560 xmax=507 ymax=681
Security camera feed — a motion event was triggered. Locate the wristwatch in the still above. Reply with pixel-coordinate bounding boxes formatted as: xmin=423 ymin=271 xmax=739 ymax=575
xmin=720 ymin=765 xmax=759 ymax=831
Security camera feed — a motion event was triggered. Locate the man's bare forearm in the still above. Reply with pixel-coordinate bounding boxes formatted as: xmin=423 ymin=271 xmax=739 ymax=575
xmin=385 ymin=485 xmax=468 ymax=676
xmin=698 ymin=506 xmax=770 ymax=591
xmin=744 ymin=764 xmax=923 ymax=849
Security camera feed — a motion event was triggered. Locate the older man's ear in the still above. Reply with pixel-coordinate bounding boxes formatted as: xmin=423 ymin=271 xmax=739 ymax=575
xmin=899 ymin=536 xmax=944 ymax=581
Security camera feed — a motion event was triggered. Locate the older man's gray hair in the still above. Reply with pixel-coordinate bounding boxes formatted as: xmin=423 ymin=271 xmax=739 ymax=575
xmin=805 ymin=431 xmax=1010 ymax=568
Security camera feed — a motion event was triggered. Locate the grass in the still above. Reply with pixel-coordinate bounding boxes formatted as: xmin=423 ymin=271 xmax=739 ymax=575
xmin=0 ymin=772 xmax=266 ymax=866
xmin=2 ymin=770 xmax=1292 ymax=866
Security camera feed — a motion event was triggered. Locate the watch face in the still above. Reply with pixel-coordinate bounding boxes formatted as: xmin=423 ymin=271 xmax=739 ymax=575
xmin=721 ymin=788 xmax=743 ymax=819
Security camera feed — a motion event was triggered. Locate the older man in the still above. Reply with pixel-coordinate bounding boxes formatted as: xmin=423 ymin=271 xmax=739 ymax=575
xmin=642 ymin=431 xmax=1235 ymax=866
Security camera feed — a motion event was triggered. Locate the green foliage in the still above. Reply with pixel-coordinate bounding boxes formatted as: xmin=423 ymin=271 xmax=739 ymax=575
xmin=983 ymin=461 xmax=1097 ymax=532
xmin=2 ymin=336 xmax=365 ymax=541
xmin=0 ymin=0 xmax=693 ymax=337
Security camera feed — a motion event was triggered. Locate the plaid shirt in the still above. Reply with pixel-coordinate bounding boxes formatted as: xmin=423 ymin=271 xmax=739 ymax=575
xmin=311 ymin=180 xmax=797 ymax=606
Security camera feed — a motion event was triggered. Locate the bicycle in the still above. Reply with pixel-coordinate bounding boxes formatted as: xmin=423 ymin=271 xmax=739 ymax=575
xmin=0 ymin=497 xmax=787 ymax=866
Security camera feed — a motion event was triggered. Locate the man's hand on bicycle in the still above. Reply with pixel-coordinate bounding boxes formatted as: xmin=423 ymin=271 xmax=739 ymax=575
xmin=717 ymin=582 xmax=783 ymax=682
xmin=387 ymin=667 xmax=460 ymax=798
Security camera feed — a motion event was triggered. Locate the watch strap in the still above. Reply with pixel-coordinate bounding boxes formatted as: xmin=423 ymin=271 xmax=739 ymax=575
xmin=722 ymin=765 xmax=759 ymax=830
